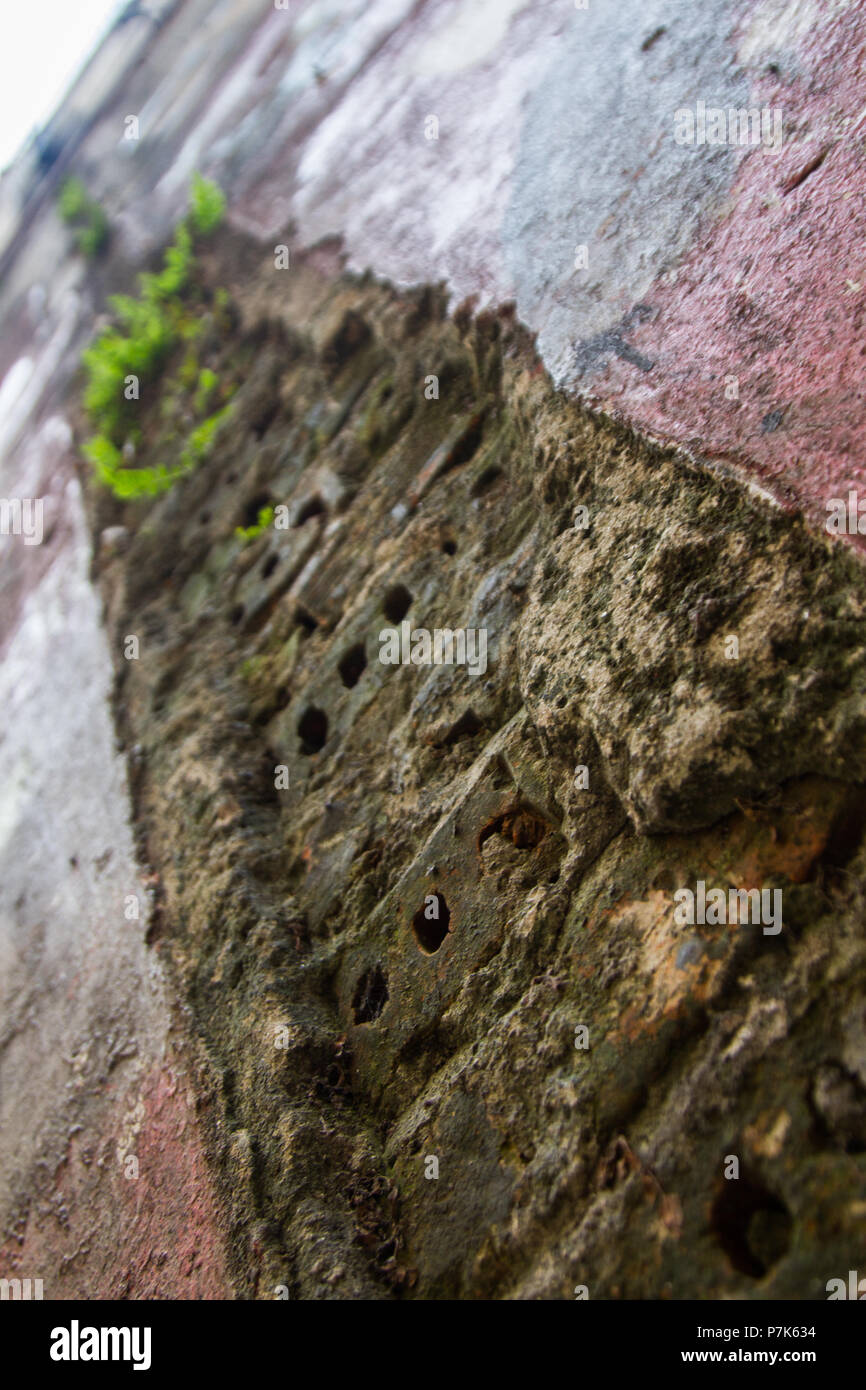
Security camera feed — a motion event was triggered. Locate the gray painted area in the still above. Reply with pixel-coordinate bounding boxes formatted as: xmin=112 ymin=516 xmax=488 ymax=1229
xmin=1 ymin=0 xmax=753 ymax=371
xmin=245 ymin=0 xmax=750 ymax=387
xmin=0 ymin=0 xmax=763 ymax=396
xmin=503 ymin=0 xmax=746 ymax=385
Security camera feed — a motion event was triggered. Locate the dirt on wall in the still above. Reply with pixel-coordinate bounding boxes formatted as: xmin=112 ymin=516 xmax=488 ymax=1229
xmin=82 ymin=225 xmax=866 ymax=1299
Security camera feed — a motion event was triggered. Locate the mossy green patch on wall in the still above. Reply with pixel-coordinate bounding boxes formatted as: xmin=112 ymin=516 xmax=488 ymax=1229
xmin=58 ymin=176 xmax=109 ymax=259
xmin=79 ymin=176 xmax=229 ymax=501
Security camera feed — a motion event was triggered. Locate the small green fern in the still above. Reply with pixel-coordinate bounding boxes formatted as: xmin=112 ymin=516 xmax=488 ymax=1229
xmin=80 ymin=175 xmax=230 ymax=500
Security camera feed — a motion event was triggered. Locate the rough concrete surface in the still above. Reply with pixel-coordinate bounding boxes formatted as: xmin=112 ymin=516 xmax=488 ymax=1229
xmin=80 ymin=242 xmax=866 ymax=1298
xmin=0 ymin=0 xmax=864 ymax=1301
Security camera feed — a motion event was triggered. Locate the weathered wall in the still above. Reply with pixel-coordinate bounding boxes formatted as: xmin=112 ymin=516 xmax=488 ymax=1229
xmin=0 ymin=0 xmax=864 ymax=1299
xmin=84 ymin=234 xmax=866 ymax=1297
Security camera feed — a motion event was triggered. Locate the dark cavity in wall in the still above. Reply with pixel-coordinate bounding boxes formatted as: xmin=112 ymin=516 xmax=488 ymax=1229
xmin=383 ymin=584 xmax=412 ymax=623
xmin=295 ymin=605 xmax=318 ymax=633
xmin=241 ymin=492 xmax=273 ymax=528
xmin=338 ymin=643 xmax=367 ymax=688
xmin=352 ymin=965 xmax=389 ymax=1023
xmin=441 ymin=708 xmax=482 ymax=745
xmin=412 ymin=893 xmax=451 ymax=954
xmin=470 ymin=464 xmax=503 ymax=498
xmin=295 ymin=495 xmax=327 ymax=526
xmin=298 ymin=705 xmax=328 ymax=754
xmin=710 ymin=1166 xmax=792 ymax=1277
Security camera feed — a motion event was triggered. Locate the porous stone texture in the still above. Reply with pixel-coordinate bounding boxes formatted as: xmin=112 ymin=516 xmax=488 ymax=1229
xmin=85 ymin=229 xmax=866 ymax=1299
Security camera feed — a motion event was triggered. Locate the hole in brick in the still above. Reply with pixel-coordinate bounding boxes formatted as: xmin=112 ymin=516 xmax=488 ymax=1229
xmin=477 ymin=805 xmax=551 ymax=854
xmin=298 ymin=706 xmax=328 ymax=755
xmin=251 ymin=399 xmax=279 ymax=440
xmin=352 ymin=964 xmax=388 ymax=1024
xmin=295 ymin=495 xmax=327 ymax=526
xmin=442 ymin=708 xmax=482 ymax=744
xmin=240 ymin=492 xmax=272 ymax=528
xmin=710 ymin=1166 xmax=792 ymax=1277
xmin=820 ymin=787 xmax=866 ymax=870
xmin=471 ymin=464 xmax=503 ymax=498
xmin=448 ymin=414 xmax=485 ymax=471
xmin=295 ymin=606 xmax=318 ymax=634
xmin=383 ymin=584 xmax=412 ymax=623
xmin=322 ymin=309 xmax=372 ymax=373
xmin=261 ymin=553 xmax=279 ymax=579
xmin=412 ymin=892 xmax=450 ymax=955
xmin=229 ymin=604 xmax=245 ymax=626
xmin=338 ymin=642 xmax=367 ymax=689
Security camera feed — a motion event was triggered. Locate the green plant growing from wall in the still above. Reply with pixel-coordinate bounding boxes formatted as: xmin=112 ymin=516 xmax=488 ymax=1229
xmin=194 ymin=366 xmax=218 ymax=415
xmin=189 ymin=172 xmax=226 ymax=235
xmin=235 ymin=504 xmax=275 ymax=543
xmin=80 ymin=175 xmax=229 ymax=499
xmin=58 ymin=177 xmax=109 ymax=259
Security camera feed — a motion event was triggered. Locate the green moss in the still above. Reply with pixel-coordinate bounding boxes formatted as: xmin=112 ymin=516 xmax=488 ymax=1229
xmin=138 ymin=221 xmax=194 ymax=302
xmin=83 ymin=434 xmax=185 ymax=499
xmin=80 ymin=175 xmax=231 ymax=500
xmin=182 ymin=405 xmax=232 ymax=469
xmin=83 ymin=403 xmax=230 ymax=500
xmin=189 ymin=173 xmax=226 ymax=235
xmin=58 ymin=177 xmax=108 ymax=259
xmin=177 ymin=350 xmax=200 ymax=389
xmin=194 ymin=366 xmax=218 ymax=415
xmin=58 ymin=177 xmax=88 ymax=221
xmin=76 ymin=218 xmax=109 ymax=259
xmin=236 ymin=504 xmax=275 ymax=543
xmin=239 ymin=655 xmax=268 ymax=683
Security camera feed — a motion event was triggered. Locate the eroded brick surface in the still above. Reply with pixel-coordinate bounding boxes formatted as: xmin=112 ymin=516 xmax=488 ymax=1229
xmin=85 ymin=235 xmax=866 ymax=1298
